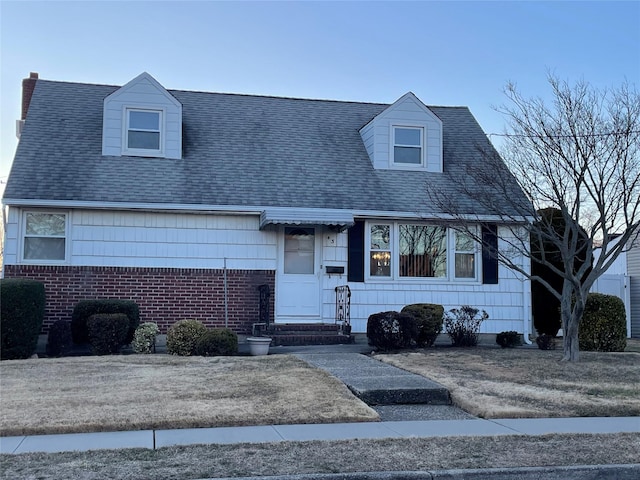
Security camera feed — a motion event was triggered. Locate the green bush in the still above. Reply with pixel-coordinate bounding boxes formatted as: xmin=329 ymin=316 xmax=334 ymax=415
xmin=367 ymin=311 xmax=417 ymax=351
xmin=536 ymin=334 xmax=556 ymax=350
xmin=46 ymin=320 xmax=72 ymax=357
xmin=132 ymin=322 xmax=160 ymax=354
xmin=194 ymin=328 xmax=238 ymax=356
xmin=579 ymin=293 xmax=627 ymax=352
xmin=87 ymin=313 xmax=130 ymax=355
xmin=166 ymin=319 xmax=208 ymax=356
xmin=72 ymin=299 xmax=140 ymax=345
xmin=1 ymin=278 xmax=46 ymax=360
xmin=444 ymin=305 xmax=488 ymax=347
xmin=401 ymin=303 xmax=443 ymax=347
xmin=496 ymin=331 xmax=521 ymax=348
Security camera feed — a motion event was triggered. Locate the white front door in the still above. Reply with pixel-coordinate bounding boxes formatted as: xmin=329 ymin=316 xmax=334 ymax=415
xmin=276 ymin=226 xmax=322 ymax=320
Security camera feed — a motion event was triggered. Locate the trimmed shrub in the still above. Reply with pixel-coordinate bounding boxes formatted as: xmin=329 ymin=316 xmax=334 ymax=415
xmin=444 ymin=305 xmax=488 ymax=347
xmin=536 ymin=334 xmax=556 ymax=350
xmin=46 ymin=320 xmax=73 ymax=357
xmin=72 ymin=299 xmax=140 ymax=345
xmin=496 ymin=331 xmax=521 ymax=348
xmin=166 ymin=319 xmax=208 ymax=356
xmin=132 ymin=322 xmax=160 ymax=354
xmin=194 ymin=328 xmax=238 ymax=356
xmin=367 ymin=311 xmax=417 ymax=351
xmin=87 ymin=313 xmax=130 ymax=355
xmin=579 ymin=293 xmax=627 ymax=352
xmin=401 ymin=303 xmax=444 ymax=347
xmin=1 ymin=278 xmax=46 ymax=360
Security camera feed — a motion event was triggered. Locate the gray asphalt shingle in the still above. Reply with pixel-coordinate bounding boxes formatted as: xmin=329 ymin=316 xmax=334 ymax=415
xmin=3 ymin=79 xmax=525 ymax=217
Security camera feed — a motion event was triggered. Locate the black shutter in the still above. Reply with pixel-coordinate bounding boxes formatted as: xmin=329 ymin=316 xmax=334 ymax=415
xmin=482 ymin=224 xmax=499 ymax=284
xmin=347 ymin=220 xmax=365 ymax=282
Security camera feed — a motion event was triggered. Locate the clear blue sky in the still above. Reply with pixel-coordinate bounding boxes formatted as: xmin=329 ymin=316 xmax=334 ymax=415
xmin=1 ymin=0 xmax=639 ymax=192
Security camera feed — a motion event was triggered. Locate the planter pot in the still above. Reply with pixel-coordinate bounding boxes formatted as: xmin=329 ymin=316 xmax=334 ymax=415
xmin=246 ymin=337 xmax=272 ymax=356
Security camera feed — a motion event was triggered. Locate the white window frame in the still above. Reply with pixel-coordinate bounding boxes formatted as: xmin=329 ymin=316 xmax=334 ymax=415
xmin=365 ymin=221 xmax=480 ymax=282
xmin=368 ymin=223 xmax=393 ymax=278
xmin=451 ymin=228 xmax=480 ymax=281
xmin=122 ymin=107 xmax=165 ymax=157
xmin=20 ymin=210 xmax=70 ymax=264
xmin=391 ymin=125 xmax=424 ymax=168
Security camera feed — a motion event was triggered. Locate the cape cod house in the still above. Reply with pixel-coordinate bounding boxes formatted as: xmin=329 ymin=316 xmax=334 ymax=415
xmin=2 ymin=72 xmax=532 ymax=338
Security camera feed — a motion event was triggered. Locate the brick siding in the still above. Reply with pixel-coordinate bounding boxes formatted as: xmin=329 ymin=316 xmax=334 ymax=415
xmin=3 ymin=265 xmax=275 ymax=334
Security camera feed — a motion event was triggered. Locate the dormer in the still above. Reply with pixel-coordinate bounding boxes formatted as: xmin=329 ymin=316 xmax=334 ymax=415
xmin=102 ymin=72 xmax=182 ymax=159
xmin=359 ymin=92 xmax=442 ymax=172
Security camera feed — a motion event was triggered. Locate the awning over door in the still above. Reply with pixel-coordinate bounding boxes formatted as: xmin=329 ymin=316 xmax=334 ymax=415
xmin=260 ymin=208 xmax=355 ymax=231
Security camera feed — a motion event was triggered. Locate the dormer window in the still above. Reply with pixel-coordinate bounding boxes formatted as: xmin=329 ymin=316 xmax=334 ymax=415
xmin=393 ymin=126 xmax=423 ymax=165
xmin=123 ymin=108 xmax=163 ymax=156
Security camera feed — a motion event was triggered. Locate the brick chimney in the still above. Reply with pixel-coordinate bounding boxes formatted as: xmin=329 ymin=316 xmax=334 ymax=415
xmin=21 ymin=72 xmax=38 ymax=120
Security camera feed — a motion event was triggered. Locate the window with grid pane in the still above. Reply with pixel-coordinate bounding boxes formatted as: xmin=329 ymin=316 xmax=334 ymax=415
xmin=393 ymin=127 xmax=423 ymax=165
xmin=126 ymin=109 xmax=161 ymax=151
xmin=455 ymin=231 xmax=476 ymax=278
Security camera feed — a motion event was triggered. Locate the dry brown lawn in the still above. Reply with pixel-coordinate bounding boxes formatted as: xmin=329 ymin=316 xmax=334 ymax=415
xmin=0 ymin=354 xmax=378 ymax=437
xmin=376 ymin=344 xmax=640 ymax=418
xmin=2 ymin=433 xmax=639 ymax=480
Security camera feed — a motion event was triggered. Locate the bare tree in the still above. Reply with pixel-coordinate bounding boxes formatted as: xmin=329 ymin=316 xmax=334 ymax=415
xmin=431 ymin=76 xmax=640 ymax=361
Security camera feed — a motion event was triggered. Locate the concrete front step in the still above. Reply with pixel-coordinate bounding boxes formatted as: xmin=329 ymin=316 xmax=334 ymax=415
xmin=270 ymin=334 xmax=354 ymax=347
xmin=267 ymin=323 xmax=353 ymax=346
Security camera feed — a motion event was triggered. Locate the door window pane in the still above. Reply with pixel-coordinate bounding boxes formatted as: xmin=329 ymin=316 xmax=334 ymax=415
xmin=284 ymin=227 xmax=314 ymax=274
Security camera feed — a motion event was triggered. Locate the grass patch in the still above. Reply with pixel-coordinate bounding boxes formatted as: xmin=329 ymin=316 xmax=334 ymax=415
xmin=0 ymin=354 xmax=378 ymax=436
xmin=376 ymin=346 xmax=640 ymax=418
xmin=1 ymin=433 xmax=638 ymax=479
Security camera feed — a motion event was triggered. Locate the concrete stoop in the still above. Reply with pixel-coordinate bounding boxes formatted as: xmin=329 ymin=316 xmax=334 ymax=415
xmin=268 ymin=324 xmax=353 ymax=347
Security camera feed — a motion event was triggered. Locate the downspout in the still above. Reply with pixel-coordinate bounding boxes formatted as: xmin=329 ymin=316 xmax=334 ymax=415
xmin=223 ymin=257 xmax=229 ymax=329
xmin=522 ymin=261 xmax=532 ymax=344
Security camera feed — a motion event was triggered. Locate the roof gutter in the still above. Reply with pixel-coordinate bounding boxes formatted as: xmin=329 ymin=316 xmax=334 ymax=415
xmin=1 ymin=198 xmax=531 ymax=224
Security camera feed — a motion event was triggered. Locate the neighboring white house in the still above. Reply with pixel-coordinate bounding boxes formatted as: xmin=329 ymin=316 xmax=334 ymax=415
xmin=2 ymin=72 xmax=532 ymax=337
xmin=592 ymin=236 xmax=640 ymax=338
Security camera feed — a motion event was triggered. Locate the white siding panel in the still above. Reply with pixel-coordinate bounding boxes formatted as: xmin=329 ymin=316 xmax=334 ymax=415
xmin=319 ymin=227 xmax=530 ymax=334
xmin=102 ymin=73 xmax=182 ymax=159
xmin=628 ymin=240 xmax=640 ymax=337
xmin=67 ymin=210 xmax=276 ymax=270
xmin=365 ymin=93 xmax=443 ymax=172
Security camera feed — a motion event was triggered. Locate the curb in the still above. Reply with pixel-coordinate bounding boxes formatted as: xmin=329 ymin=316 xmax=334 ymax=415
xmin=199 ymin=464 xmax=640 ymax=480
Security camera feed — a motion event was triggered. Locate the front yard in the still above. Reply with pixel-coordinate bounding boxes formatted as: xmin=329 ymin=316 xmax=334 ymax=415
xmin=376 ymin=341 xmax=640 ymax=418
xmin=0 ymin=354 xmax=378 ymax=437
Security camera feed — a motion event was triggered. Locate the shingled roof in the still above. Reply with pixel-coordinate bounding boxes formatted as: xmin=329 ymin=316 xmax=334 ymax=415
xmin=3 ymin=78 xmax=526 ymax=218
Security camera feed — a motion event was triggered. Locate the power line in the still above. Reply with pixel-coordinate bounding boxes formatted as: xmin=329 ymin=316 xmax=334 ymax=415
xmin=488 ymin=130 xmax=640 ymax=140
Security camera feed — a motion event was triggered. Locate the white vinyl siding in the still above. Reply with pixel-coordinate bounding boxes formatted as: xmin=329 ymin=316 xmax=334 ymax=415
xmin=102 ymin=72 xmax=182 ymax=159
xmin=2 ymin=207 xmax=531 ymax=336
xmin=359 ymin=92 xmax=442 ymax=172
xmin=628 ymin=240 xmax=640 ymax=337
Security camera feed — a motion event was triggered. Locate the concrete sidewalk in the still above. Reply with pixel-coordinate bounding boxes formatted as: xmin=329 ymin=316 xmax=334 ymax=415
xmin=1 ymin=416 xmax=639 ymax=455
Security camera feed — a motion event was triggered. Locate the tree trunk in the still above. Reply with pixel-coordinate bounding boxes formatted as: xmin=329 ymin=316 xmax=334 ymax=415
xmin=560 ymin=281 xmax=583 ymax=362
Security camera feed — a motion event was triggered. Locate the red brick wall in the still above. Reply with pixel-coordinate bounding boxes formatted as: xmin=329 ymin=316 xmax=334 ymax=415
xmin=3 ymin=265 xmax=275 ymax=334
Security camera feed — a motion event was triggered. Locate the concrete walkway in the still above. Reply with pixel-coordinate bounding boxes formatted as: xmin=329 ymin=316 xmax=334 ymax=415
xmin=2 ymin=416 xmax=639 ymax=455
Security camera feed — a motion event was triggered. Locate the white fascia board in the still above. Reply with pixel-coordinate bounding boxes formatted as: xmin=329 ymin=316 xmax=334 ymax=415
xmin=0 ymin=199 xmax=263 ymax=215
xmin=352 ymin=209 xmax=530 ymax=224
